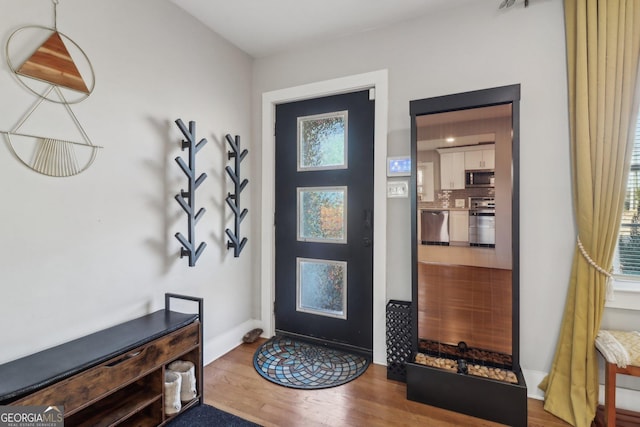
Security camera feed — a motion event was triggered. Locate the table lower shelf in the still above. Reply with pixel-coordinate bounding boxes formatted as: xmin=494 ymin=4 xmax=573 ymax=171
xmin=66 ymin=376 xmax=162 ymax=427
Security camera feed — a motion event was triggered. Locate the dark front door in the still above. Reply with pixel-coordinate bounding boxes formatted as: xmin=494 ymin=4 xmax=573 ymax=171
xmin=275 ymin=89 xmax=374 ymax=354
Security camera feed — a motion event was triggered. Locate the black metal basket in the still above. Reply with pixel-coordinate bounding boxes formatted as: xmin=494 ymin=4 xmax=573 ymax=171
xmin=386 ymin=300 xmax=412 ymax=382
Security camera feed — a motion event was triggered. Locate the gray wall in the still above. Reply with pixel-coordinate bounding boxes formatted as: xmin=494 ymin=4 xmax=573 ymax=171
xmin=0 ymin=0 xmax=256 ymax=364
xmin=251 ymin=0 xmax=634 ymax=401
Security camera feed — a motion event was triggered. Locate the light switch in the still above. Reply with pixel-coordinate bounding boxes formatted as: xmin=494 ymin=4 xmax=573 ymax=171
xmin=387 ymin=180 xmax=409 ymax=198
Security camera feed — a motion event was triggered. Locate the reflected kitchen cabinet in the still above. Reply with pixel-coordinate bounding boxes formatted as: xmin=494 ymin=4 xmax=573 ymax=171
xmin=464 ymin=146 xmax=495 ymax=170
xmin=449 ymin=210 xmax=469 ymax=244
xmin=437 ymin=150 xmax=465 ymax=190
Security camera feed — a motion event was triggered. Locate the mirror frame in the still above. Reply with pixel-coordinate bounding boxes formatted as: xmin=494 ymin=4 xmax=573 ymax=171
xmin=410 ymin=84 xmax=521 ymax=367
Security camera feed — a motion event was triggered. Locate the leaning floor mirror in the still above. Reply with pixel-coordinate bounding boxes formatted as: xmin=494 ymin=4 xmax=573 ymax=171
xmin=406 ymin=84 xmax=527 ymax=427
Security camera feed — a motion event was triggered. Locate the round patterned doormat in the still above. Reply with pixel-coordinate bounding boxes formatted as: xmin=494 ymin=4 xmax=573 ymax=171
xmin=253 ymin=336 xmax=370 ymax=389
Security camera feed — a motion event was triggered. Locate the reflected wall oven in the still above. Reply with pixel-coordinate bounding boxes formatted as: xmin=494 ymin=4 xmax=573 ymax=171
xmin=469 ymin=197 xmax=495 ymax=247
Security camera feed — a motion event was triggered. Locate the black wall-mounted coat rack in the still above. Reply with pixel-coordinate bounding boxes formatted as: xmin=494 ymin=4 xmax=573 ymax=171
xmin=174 ymin=119 xmax=207 ymax=267
xmin=225 ymin=134 xmax=248 ymax=257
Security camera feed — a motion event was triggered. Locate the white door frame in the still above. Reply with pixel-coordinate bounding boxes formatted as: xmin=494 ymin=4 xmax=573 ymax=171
xmin=260 ymin=70 xmax=388 ymax=364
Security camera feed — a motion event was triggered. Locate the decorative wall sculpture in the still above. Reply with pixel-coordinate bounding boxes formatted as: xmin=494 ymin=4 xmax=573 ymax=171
xmin=1 ymin=0 xmax=100 ymax=177
xmin=225 ymin=134 xmax=248 ymax=257
xmin=174 ymin=119 xmax=207 ymax=267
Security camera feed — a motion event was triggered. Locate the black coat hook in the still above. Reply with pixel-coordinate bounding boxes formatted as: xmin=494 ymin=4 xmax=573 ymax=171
xmin=225 ymin=134 xmax=248 ymax=257
xmin=174 ymin=119 xmax=207 ymax=266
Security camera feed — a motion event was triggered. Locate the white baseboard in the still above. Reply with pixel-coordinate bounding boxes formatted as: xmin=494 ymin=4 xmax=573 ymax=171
xmin=523 ymin=368 xmax=640 ymax=412
xmin=203 ymin=318 xmax=262 ymax=365
xmin=523 ymin=368 xmax=547 ymax=400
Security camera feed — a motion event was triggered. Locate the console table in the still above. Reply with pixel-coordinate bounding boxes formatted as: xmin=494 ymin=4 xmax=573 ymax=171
xmin=0 ymin=293 xmax=203 ymax=426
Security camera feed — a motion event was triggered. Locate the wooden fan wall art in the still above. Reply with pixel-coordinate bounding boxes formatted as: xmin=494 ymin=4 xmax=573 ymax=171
xmin=2 ymin=0 xmax=100 ymax=177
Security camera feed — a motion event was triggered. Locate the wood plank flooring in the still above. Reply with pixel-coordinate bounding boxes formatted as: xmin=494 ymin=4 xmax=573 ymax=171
xmin=203 ymin=339 xmax=570 ymax=427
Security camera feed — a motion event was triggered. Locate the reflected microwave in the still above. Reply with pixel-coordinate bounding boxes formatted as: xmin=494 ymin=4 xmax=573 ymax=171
xmin=465 ymin=170 xmax=495 ymax=188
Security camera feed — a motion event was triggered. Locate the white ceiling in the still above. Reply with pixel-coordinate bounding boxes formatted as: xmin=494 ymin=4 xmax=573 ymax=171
xmin=416 ymin=103 xmax=512 ymax=150
xmin=171 ymin=0 xmax=482 ymax=58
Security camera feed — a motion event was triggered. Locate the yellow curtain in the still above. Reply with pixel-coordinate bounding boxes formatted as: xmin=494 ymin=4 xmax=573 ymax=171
xmin=539 ymin=1 xmax=640 ymax=426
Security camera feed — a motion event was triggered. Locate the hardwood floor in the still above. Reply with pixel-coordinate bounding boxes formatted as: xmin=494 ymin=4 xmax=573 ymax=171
xmin=203 ymin=339 xmax=570 ymax=427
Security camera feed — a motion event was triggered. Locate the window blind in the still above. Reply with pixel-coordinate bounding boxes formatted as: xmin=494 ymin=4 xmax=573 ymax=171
xmin=617 ymin=114 xmax=640 ymax=276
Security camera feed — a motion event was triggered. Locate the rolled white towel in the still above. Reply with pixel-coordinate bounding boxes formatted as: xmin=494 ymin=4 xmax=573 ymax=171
xmin=596 ymin=330 xmax=631 ymax=368
xmin=168 ymin=360 xmax=197 ymax=402
xmin=164 ymin=371 xmax=182 ymax=415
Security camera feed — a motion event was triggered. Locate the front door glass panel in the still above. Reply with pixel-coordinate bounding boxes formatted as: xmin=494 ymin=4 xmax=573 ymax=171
xmin=297 ymin=111 xmax=348 ymax=171
xmin=297 ymin=187 xmax=347 ymax=243
xmin=297 ymin=257 xmax=347 ymax=319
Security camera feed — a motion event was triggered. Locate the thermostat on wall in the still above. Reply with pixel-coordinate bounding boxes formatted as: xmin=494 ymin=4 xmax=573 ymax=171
xmin=387 ymin=156 xmax=411 ymax=177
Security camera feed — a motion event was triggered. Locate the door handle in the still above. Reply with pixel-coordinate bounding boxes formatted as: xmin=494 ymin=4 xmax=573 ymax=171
xmin=363 ymin=237 xmax=373 ymax=247
xmin=363 ymin=209 xmax=373 ymax=229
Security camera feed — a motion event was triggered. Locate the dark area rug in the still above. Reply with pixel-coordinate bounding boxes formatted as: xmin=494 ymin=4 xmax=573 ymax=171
xmin=253 ymin=335 xmax=369 ymax=389
xmin=166 ymin=404 xmax=261 ymax=427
